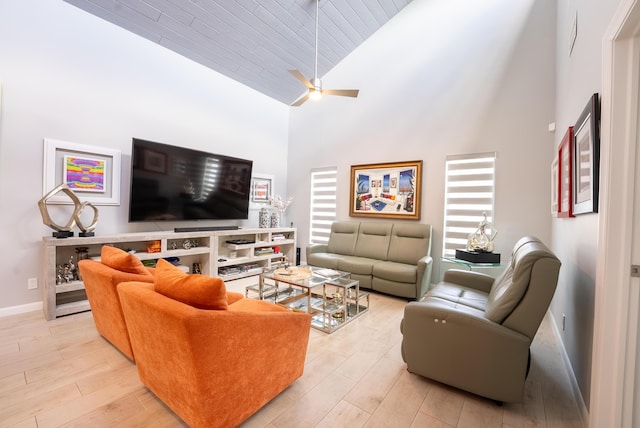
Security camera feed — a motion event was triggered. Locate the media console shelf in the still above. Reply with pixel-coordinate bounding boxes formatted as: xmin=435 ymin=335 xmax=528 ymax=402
xmin=42 ymin=227 xmax=296 ymax=320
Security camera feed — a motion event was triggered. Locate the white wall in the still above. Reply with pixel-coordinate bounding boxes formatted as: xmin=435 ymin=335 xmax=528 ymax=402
xmin=287 ymin=0 xmax=556 ymax=282
xmin=0 ymin=0 xmax=289 ymax=310
xmin=552 ymin=0 xmax=621 ymax=409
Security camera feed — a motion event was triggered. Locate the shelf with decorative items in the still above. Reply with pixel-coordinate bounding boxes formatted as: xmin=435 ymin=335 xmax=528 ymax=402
xmin=258 ymin=194 xmax=294 ymax=229
xmin=42 ymin=227 xmax=295 ymax=320
xmin=213 ymin=227 xmax=296 ymax=281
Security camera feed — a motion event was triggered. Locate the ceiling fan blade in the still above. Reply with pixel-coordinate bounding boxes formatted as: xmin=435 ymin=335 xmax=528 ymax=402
xmin=323 ymin=89 xmax=360 ymax=98
xmin=291 ymin=92 xmax=310 ymax=107
xmin=288 ymin=69 xmax=313 ymax=89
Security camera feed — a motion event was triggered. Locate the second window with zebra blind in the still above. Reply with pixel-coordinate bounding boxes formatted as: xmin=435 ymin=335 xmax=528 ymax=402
xmin=309 ymin=167 xmax=338 ymax=245
xmin=442 ymin=152 xmax=496 ymax=258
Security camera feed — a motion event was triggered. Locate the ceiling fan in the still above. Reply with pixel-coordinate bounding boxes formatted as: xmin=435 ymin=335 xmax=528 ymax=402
xmin=289 ymin=0 xmax=359 ymax=106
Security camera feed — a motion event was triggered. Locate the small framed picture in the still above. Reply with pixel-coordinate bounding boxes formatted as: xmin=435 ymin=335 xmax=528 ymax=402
xmin=251 ymin=173 xmax=274 ymax=203
xmin=572 ymin=93 xmax=600 ymax=215
xmin=551 ymin=154 xmax=559 ymax=216
xmin=558 ymin=127 xmax=574 ymax=218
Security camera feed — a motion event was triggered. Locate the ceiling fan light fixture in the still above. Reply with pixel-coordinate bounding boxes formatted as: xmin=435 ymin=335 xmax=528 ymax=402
xmin=309 ymin=89 xmax=322 ymax=101
xmin=310 ymin=77 xmax=322 ymax=100
xmin=287 ymin=0 xmax=359 ymax=106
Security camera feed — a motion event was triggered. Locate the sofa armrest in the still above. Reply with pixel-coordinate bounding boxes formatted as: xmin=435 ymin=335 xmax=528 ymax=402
xmin=416 ymin=255 xmax=433 ymax=298
xmin=306 ymin=243 xmax=328 ymax=259
xmin=442 ymin=269 xmax=495 ymax=293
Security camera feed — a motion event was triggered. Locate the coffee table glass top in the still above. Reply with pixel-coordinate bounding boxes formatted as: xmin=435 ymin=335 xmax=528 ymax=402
xmin=261 ymin=265 xmax=349 ymax=287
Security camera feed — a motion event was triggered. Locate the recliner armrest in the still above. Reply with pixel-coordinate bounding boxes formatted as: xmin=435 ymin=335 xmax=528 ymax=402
xmin=401 ymin=299 xmax=530 ymax=402
xmin=442 ymin=269 xmax=495 ymax=293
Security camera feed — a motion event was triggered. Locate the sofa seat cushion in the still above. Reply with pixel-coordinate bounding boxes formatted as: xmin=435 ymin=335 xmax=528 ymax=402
xmin=101 ymin=245 xmax=152 ymax=276
xmin=154 ymin=259 xmax=229 ymax=310
xmin=373 ymin=261 xmax=417 ymax=284
xmin=372 ymin=277 xmax=416 ymax=299
xmin=307 ymin=252 xmax=342 ymax=269
xmin=337 ymin=256 xmax=378 ymax=275
xmin=425 ymin=283 xmax=489 ymax=312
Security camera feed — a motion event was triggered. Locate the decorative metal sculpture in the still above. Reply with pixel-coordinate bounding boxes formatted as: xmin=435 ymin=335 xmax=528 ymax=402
xmin=38 ymin=184 xmax=99 ymax=238
xmin=467 ymin=212 xmax=497 ymax=252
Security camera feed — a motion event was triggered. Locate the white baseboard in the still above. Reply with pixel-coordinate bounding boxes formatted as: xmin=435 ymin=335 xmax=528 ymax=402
xmin=547 ymin=311 xmax=589 ymax=425
xmin=0 ymin=301 xmax=43 ymax=318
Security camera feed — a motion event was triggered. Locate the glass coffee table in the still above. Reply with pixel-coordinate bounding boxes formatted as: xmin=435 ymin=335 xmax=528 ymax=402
xmin=246 ymin=265 xmax=369 ymax=333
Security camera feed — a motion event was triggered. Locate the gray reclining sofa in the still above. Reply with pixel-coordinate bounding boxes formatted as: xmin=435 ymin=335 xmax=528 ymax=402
xmin=400 ymin=236 xmax=561 ymax=403
xmin=306 ymin=221 xmax=433 ymax=299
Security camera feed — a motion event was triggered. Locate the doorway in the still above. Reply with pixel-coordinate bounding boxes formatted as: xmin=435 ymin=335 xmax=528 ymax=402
xmin=592 ymin=0 xmax=640 ymax=426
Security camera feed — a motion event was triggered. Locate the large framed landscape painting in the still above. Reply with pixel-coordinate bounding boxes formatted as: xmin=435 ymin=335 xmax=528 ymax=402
xmin=349 ymin=160 xmax=422 ymax=220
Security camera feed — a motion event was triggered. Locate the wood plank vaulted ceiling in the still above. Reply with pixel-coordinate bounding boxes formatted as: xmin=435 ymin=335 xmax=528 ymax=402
xmin=62 ymin=0 xmax=413 ymax=105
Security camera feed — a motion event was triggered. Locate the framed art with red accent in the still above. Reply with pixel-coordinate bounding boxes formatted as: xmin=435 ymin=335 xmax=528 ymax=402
xmin=558 ymin=126 xmax=574 ymax=218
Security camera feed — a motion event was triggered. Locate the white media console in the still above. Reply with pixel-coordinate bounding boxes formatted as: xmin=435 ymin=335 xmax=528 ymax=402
xmin=42 ymin=227 xmax=296 ymax=320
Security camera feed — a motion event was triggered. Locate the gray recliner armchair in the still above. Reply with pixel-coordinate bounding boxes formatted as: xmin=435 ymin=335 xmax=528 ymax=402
xmin=400 ymin=236 xmax=561 ymax=403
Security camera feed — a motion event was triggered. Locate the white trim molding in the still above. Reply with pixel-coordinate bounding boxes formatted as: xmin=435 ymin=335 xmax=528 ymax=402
xmin=592 ymin=0 xmax=640 ymax=426
xmin=0 ymin=301 xmax=43 ymax=318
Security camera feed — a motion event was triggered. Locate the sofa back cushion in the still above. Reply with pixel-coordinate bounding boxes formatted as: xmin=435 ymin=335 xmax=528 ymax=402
xmin=154 ymin=259 xmax=228 ymax=310
xmin=485 ymin=237 xmax=549 ymax=323
xmin=101 ymin=245 xmax=152 ymax=276
xmin=327 ymin=221 xmax=360 ymax=255
xmin=354 ymin=222 xmax=392 ymax=260
xmin=387 ymin=224 xmax=431 ymax=264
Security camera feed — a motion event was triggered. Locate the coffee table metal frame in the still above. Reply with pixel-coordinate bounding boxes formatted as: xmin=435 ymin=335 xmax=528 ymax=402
xmin=246 ymin=266 xmax=369 ymax=333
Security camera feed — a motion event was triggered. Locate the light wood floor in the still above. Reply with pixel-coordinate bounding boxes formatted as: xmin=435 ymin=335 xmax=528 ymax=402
xmin=0 ymin=288 xmax=585 ymax=427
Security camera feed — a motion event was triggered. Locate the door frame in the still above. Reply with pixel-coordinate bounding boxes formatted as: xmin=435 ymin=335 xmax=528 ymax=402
xmin=592 ymin=0 xmax=640 ymax=426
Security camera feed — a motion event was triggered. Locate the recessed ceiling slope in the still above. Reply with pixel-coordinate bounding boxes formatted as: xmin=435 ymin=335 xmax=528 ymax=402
xmin=62 ymin=0 xmax=412 ymax=105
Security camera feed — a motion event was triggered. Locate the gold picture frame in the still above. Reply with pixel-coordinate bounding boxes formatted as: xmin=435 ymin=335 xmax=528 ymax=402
xmin=349 ymin=160 xmax=422 ymax=220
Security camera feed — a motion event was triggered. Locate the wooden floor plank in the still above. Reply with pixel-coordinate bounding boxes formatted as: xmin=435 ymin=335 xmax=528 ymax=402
xmin=0 ymin=290 xmax=584 ymax=428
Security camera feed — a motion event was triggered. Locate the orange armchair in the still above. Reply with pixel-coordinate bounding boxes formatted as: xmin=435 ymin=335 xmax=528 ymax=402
xmin=118 ymin=260 xmax=311 ymax=428
xmin=117 ymin=278 xmax=312 ymax=428
xmin=77 ymin=246 xmax=156 ymax=360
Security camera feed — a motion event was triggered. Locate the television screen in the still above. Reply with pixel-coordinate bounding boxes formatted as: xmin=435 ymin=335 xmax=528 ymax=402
xmin=129 ymin=138 xmax=253 ymax=222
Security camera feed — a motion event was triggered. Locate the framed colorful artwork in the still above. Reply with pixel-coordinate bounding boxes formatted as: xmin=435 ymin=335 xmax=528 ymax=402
xmin=558 ymin=127 xmax=574 ymax=218
xmin=349 ymin=160 xmax=422 ymax=220
xmin=63 ymin=156 xmax=106 ymax=193
xmin=43 ymin=138 xmax=121 ymax=205
xmin=572 ymin=93 xmax=600 ymax=215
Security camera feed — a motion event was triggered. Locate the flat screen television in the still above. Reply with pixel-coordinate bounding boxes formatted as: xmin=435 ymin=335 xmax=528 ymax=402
xmin=129 ymin=138 xmax=253 ymax=223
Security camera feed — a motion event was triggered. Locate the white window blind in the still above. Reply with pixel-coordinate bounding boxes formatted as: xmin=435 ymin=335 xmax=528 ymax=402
xmin=309 ymin=167 xmax=337 ymax=244
xmin=442 ymin=152 xmax=496 ymax=258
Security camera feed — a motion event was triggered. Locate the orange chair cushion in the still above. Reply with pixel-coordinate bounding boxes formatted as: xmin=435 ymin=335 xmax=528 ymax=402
xmin=101 ymin=246 xmax=152 ymax=276
xmin=154 ymin=259 xmax=228 ymax=310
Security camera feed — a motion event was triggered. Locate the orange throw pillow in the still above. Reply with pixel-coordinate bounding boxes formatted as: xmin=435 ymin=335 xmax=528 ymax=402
xmin=101 ymin=245 xmax=151 ymax=276
xmin=154 ymin=259 xmax=229 ymax=310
